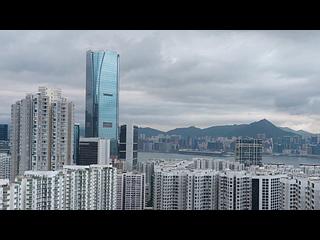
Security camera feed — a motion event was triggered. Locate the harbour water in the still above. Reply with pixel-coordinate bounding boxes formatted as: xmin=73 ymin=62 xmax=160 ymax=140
xmin=138 ymin=152 xmax=320 ymax=167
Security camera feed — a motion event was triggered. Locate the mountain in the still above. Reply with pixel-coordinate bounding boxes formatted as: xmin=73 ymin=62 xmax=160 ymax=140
xmin=138 ymin=127 xmax=165 ymax=137
xmin=280 ymin=127 xmax=316 ymax=139
xmin=229 ymin=119 xmax=295 ymax=138
xmin=139 ymin=119 xmax=298 ymax=139
xmin=167 ymin=126 xmax=202 ymax=137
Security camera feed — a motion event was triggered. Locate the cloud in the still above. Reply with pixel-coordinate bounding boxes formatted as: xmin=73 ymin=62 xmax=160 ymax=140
xmin=0 ymin=30 xmax=320 ymax=133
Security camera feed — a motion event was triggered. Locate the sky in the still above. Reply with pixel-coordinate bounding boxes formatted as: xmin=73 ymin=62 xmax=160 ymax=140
xmin=0 ymin=30 xmax=320 ymax=133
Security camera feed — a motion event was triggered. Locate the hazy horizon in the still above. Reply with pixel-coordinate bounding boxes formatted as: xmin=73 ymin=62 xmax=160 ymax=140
xmin=1 ymin=30 xmax=320 ymax=133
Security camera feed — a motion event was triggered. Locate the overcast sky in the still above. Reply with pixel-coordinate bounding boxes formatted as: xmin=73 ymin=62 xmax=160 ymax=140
xmin=0 ymin=30 xmax=320 ymax=132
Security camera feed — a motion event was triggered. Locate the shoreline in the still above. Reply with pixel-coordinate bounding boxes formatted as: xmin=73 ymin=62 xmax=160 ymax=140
xmin=138 ymin=151 xmax=320 ymax=159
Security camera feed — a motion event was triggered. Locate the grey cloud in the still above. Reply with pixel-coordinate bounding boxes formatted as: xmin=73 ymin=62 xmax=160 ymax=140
xmin=1 ymin=30 xmax=320 ymax=132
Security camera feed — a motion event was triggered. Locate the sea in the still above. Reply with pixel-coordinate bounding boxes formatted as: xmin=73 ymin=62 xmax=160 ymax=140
xmin=138 ymin=152 xmax=320 ymax=167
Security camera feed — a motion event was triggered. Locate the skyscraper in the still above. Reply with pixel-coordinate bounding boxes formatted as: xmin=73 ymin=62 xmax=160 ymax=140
xmin=0 ymin=124 xmax=8 ymax=141
xmin=10 ymin=87 xmax=74 ymax=181
xmin=235 ymin=138 xmax=262 ymax=166
xmin=119 ymin=124 xmax=138 ymax=171
xmin=85 ymin=50 xmax=120 ymax=157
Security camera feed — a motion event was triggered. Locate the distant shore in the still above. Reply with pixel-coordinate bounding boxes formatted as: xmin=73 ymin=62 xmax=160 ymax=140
xmin=138 ymin=150 xmax=320 ymax=160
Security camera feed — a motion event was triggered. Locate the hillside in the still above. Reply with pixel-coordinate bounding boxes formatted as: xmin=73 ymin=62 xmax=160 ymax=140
xmin=139 ymin=119 xmax=298 ymax=139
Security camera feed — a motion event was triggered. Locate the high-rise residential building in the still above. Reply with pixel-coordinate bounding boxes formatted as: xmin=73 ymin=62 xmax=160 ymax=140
xmin=117 ymin=172 xmax=145 ymax=210
xmin=85 ymin=50 xmax=120 ymax=157
xmin=153 ymin=161 xmax=221 ymax=210
xmin=186 ymin=170 xmax=219 ymax=210
xmin=78 ymin=138 xmax=110 ymax=166
xmin=63 ymin=165 xmax=90 ymax=210
xmin=280 ymin=177 xmax=298 ymax=210
xmin=235 ymin=138 xmax=262 ymax=166
xmin=137 ymin=161 xmax=155 ymax=207
xmin=0 ymin=153 xmax=11 ymax=180
xmin=153 ymin=162 xmax=189 ymax=210
xmin=9 ymin=179 xmax=24 ymax=210
xmin=305 ymin=177 xmax=320 ymax=210
xmin=296 ymin=176 xmax=308 ymax=210
xmin=218 ymin=170 xmax=252 ymax=210
xmin=73 ymin=123 xmax=80 ymax=165
xmin=88 ymin=165 xmax=117 ymax=210
xmin=2 ymin=164 xmax=117 ymax=210
xmin=0 ymin=179 xmax=10 ymax=210
xmin=119 ymin=124 xmax=138 ymax=171
xmin=10 ymin=87 xmax=74 ymax=181
xmin=0 ymin=124 xmax=8 ymax=141
xmin=154 ymin=169 xmax=188 ymax=210
xmin=23 ymin=171 xmax=65 ymax=210
xmin=193 ymin=158 xmax=244 ymax=171
xmin=251 ymin=173 xmax=285 ymax=210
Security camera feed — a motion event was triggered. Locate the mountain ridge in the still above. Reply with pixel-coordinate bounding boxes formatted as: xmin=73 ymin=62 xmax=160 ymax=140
xmin=139 ymin=119 xmax=299 ymax=138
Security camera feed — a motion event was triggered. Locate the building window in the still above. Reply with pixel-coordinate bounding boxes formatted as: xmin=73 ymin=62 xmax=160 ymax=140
xmin=103 ymin=122 xmax=112 ymax=128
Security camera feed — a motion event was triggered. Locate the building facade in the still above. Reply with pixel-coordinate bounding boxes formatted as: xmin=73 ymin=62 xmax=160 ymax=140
xmin=280 ymin=177 xmax=298 ymax=210
xmin=78 ymin=138 xmax=110 ymax=166
xmin=251 ymin=173 xmax=285 ymax=210
xmin=73 ymin=123 xmax=80 ymax=165
xmin=119 ymin=124 xmax=138 ymax=171
xmin=186 ymin=170 xmax=219 ymax=210
xmin=305 ymin=177 xmax=320 ymax=210
xmin=218 ymin=171 xmax=252 ymax=210
xmin=10 ymin=87 xmax=74 ymax=181
xmin=85 ymin=50 xmax=120 ymax=157
xmin=0 ymin=179 xmax=10 ymax=210
xmin=63 ymin=165 xmax=90 ymax=210
xmin=0 ymin=153 xmax=11 ymax=180
xmin=0 ymin=124 xmax=8 ymax=141
xmin=117 ymin=172 xmax=145 ymax=210
xmin=23 ymin=171 xmax=65 ymax=210
xmin=88 ymin=165 xmax=117 ymax=210
xmin=0 ymin=164 xmax=117 ymax=210
xmin=235 ymin=139 xmax=262 ymax=166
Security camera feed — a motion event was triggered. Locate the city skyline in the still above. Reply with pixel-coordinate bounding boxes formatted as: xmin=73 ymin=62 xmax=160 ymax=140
xmin=1 ymin=31 xmax=320 ymax=132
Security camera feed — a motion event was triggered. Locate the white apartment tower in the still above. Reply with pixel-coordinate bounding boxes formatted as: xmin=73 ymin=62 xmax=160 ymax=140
xmin=63 ymin=165 xmax=90 ymax=210
xmin=0 ymin=179 xmax=10 ymax=210
xmin=88 ymin=165 xmax=117 ymax=210
xmin=295 ymin=176 xmax=308 ymax=210
xmin=186 ymin=170 xmax=219 ymax=210
xmin=305 ymin=177 xmax=320 ymax=210
xmin=251 ymin=173 xmax=285 ymax=210
xmin=193 ymin=158 xmax=244 ymax=171
xmin=0 ymin=153 xmax=11 ymax=180
xmin=117 ymin=172 xmax=145 ymax=210
xmin=280 ymin=177 xmax=298 ymax=210
xmin=153 ymin=168 xmax=188 ymax=210
xmin=218 ymin=171 xmax=252 ymax=210
xmin=153 ymin=161 xmax=219 ymax=210
xmin=10 ymin=87 xmax=74 ymax=180
xmin=23 ymin=171 xmax=65 ymax=210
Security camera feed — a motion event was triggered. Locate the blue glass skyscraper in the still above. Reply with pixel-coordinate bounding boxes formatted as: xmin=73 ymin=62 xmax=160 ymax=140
xmin=85 ymin=50 xmax=120 ymax=156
